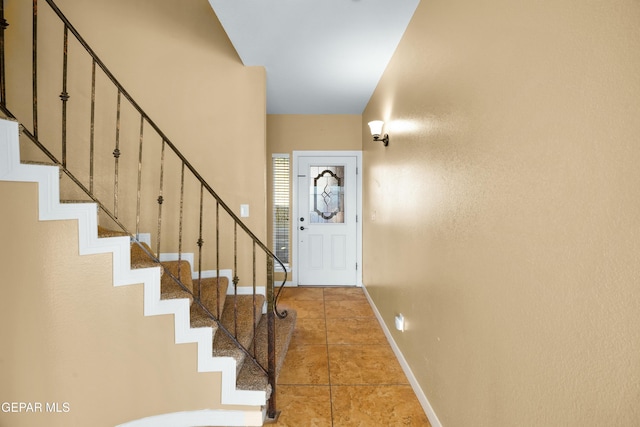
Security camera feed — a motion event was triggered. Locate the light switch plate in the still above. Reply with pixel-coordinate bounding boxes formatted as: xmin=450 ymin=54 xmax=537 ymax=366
xmin=240 ymin=204 xmax=249 ymax=218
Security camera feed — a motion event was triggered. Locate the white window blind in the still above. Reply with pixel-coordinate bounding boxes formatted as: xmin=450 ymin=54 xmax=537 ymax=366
xmin=272 ymin=154 xmax=290 ymax=269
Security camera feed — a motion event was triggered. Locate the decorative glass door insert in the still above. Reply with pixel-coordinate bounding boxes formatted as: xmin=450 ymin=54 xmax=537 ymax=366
xmin=309 ymin=166 xmax=345 ymax=224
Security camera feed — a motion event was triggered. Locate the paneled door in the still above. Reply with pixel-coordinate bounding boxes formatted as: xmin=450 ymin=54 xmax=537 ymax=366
xmin=296 ymin=155 xmax=358 ymax=286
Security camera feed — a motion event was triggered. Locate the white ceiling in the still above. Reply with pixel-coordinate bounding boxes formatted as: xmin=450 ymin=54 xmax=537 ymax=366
xmin=207 ymin=0 xmax=420 ymax=114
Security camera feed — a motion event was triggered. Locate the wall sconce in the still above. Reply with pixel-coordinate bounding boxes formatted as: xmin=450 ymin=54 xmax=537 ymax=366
xmin=368 ymin=120 xmax=389 ymax=146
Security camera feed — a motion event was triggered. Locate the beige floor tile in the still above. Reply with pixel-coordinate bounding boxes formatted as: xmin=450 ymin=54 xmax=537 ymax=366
xmin=275 ymin=385 xmax=333 ymax=427
xmin=291 ymin=318 xmax=327 ymax=346
xmin=279 ymin=344 xmax=329 ymax=385
xmin=280 ymin=286 xmax=325 ymax=301
xmin=324 ymin=299 xmax=374 ymax=318
xmin=326 ymin=317 xmax=386 ymax=345
xmin=323 ymin=287 xmax=367 ymax=301
xmin=280 ymin=299 xmax=325 ymax=319
xmin=331 ymin=385 xmax=431 ymax=427
xmin=328 ymin=345 xmax=408 ymax=385
xmin=273 ymin=287 xmax=429 ymax=427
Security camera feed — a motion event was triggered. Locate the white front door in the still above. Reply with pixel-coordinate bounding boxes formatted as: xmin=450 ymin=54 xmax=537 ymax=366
xmin=296 ymin=155 xmax=358 ymax=286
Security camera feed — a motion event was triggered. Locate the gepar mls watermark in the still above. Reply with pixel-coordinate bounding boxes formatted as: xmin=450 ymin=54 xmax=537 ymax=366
xmin=2 ymin=402 xmax=70 ymax=413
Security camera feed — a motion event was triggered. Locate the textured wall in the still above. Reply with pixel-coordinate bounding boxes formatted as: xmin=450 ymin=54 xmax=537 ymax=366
xmin=363 ymin=0 xmax=640 ymax=425
xmin=267 ymin=115 xmax=362 ymax=154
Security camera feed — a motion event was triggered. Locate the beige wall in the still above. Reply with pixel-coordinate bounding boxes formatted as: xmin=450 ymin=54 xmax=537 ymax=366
xmin=0 ymin=181 xmax=258 ymax=426
xmin=5 ymin=0 xmax=267 ymax=278
xmin=267 ymin=115 xmax=362 ymax=154
xmin=363 ymin=0 xmax=640 ymax=425
xmin=266 ymin=114 xmax=361 ymax=280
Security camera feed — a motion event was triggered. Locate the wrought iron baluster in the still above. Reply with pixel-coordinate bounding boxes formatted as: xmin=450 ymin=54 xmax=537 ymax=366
xmin=113 ymin=90 xmax=121 ymax=218
xmin=178 ymin=161 xmax=185 ymax=280
xmin=89 ymin=59 xmax=96 ymax=194
xmin=156 ymin=140 xmax=165 ymax=256
xmin=0 ymin=0 xmax=8 ymax=107
xmin=233 ymin=221 xmax=238 ymax=339
xmin=196 ymin=183 xmax=204 ymax=301
xmin=136 ymin=115 xmax=144 ymax=238
xmin=266 ymin=256 xmax=277 ymax=419
xmin=32 ymin=0 xmax=38 ymax=140
xmin=60 ymin=24 xmax=68 ymax=168
xmin=216 ymin=201 xmax=220 ymax=318
xmin=252 ymin=241 xmax=257 ymax=356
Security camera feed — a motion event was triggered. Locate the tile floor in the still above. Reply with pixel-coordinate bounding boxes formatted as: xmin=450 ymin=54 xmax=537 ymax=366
xmin=272 ymin=286 xmax=431 ymax=427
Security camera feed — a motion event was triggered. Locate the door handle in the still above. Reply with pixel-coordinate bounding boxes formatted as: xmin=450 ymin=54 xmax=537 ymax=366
xmin=300 ymin=226 xmax=305 ymax=231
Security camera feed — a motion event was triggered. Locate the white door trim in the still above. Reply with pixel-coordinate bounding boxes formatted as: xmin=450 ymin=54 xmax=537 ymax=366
xmin=292 ymin=150 xmax=363 ymax=287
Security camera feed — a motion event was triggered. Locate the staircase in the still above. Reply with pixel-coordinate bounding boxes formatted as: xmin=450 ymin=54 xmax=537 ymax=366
xmin=107 ymin=225 xmax=297 ymax=396
xmin=0 ymin=0 xmax=295 ymax=425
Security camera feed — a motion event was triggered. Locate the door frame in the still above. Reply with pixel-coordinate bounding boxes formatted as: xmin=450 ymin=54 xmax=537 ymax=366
xmin=292 ymin=150 xmax=363 ymax=287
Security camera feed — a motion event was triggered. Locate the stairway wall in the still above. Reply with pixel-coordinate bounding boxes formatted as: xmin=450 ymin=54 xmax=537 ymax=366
xmin=0 ymin=180 xmax=260 ymax=426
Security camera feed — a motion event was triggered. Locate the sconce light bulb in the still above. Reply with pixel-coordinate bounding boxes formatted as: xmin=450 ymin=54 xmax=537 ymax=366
xmin=368 ymin=120 xmax=384 ymax=138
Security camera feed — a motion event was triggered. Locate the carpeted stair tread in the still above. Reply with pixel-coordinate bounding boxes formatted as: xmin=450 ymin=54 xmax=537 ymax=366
xmin=21 ymin=159 xmax=57 ymax=166
xmin=60 ymin=199 xmax=94 ymax=203
xmin=194 ymin=276 xmax=229 ymax=316
xmin=97 ymin=227 xmax=161 ymax=271
xmin=160 ymin=260 xmax=194 ymax=304
xmin=190 ymin=303 xmax=219 ymax=329
xmin=213 ymin=294 xmax=265 ymax=373
xmin=189 ymin=277 xmax=229 ymax=328
xmin=236 ymin=309 xmax=297 ymax=394
xmin=97 ymin=225 xmax=129 ymax=238
xmin=130 ymin=241 xmax=160 ymax=270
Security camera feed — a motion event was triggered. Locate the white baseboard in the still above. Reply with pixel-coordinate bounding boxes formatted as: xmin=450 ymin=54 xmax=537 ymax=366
xmin=158 ymin=252 xmax=196 ymax=270
xmin=361 ymin=284 xmax=442 ymax=427
xmin=116 ymin=408 xmax=263 ymax=427
xmin=135 ymin=233 xmax=151 ymax=247
xmin=279 ymin=281 xmax=296 ymax=287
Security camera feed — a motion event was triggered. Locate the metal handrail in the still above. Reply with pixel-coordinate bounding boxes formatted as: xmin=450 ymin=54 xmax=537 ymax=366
xmin=43 ymin=0 xmax=282 ymax=267
xmin=0 ymin=0 xmax=287 ymax=419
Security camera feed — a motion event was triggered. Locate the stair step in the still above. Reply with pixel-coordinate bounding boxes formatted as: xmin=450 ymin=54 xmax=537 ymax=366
xmin=20 ymin=160 xmax=63 ymax=178
xmin=97 ymin=226 xmax=129 ymax=238
xmin=213 ymin=294 xmax=265 ymax=375
xmin=130 ymin=241 xmax=160 ymax=270
xmin=236 ymin=309 xmax=297 ymax=395
xmin=195 ymin=276 xmax=229 ymax=316
xmin=60 ymin=199 xmax=94 ymax=204
xmin=97 ymin=227 xmax=160 ymax=271
xmin=160 ymin=260 xmax=194 ymax=304
xmin=190 ymin=277 xmax=229 ymax=328
xmin=20 ymin=159 xmax=57 ymax=166
xmin=190 ymin=303 xmax=218 ymax=329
